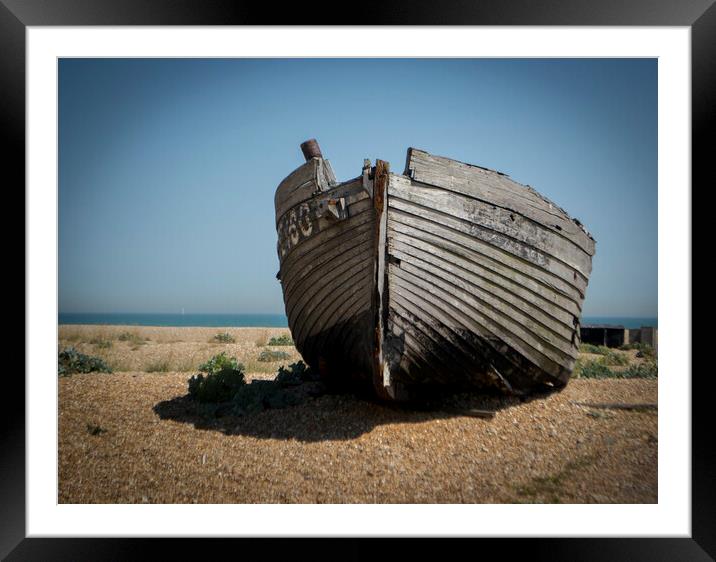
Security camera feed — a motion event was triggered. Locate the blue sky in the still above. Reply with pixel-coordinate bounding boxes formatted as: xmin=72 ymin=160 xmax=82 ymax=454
xmin=59 ymin=58 xmax=657 ymax=317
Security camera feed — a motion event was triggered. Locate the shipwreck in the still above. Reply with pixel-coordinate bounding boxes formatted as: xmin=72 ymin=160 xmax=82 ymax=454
xmin=274 ymin=139 xmax=595 ymax=401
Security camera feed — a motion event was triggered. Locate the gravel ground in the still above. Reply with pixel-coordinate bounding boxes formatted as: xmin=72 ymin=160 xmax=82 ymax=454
xmin=58 ymin=326 xmax=657 ymax=504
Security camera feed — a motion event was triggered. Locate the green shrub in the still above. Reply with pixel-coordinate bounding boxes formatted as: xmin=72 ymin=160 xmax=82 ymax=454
xmin=187 ymin=357 xmax=324 ymax=416
xmin=276 ymin=361 xmax=317 ymax=386
xmin=621 ymin=361 xmax=658 ymax=379
xmin=579 ymin=343 xmax=606 ymax=354
xmin=231 ymin=380 xmax=295 ymax=415
xmin=600 ymin=349 xmax=629 ymax=366
xmin=574 ymin=359 xmax=613 ymax=379
xmin=212 ymin=332 xmax=235 ymax=343
xmin=58 ymin=347 xmax=112 ymax=376
xmin=268 ymin=334 xmax=293 ymax=346
xmin=620 ymin=342 xmax=656 ymax=359
xmin=118 ymin=331 xmax=146 ymax=346
xmin=188 ymin=368 xmax=246 ymax=403
xmin=188 ymin=352 xmax=246 ymax=403
xmin=257 ymin=350 xmax=291 ymax=362
xmin=90 ymin=337 xmax=112 ymax=349
xmin=197 ymin=352 xmax=240 ymax=374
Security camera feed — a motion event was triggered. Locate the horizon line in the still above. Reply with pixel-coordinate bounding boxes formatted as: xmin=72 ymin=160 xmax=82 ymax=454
xmin=58 ymin=311 xmax=657 ymax=318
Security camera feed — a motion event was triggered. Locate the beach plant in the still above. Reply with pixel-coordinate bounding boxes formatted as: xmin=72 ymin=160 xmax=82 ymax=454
xmin=599 ymin=349 xmax=629 ymax=367
xmin=188 ymin=368 xmax=246 ymax=403
xmin=188 ymin=352 xmax=246 ymax=403
xmin=620 ymin=342 xmax=656 ymax=359
xmin=118 ymin=331 xmax=147 ymax=346
xmin=58 ymin=347 xmax=112 ymax=376
xmin=188 ymin=358 xmax=246 ymax=404
xmin=186 ymin=356 xmax=323 ymax=415
xmin=268 ymin=334 xmax=294 ymax=346
xmin=573 ymin=359 xmax=613 ymax=379
xmin=621 ymin=361 xmax=658 ymax=379
xmin=212 ymin=332 xmax=236 ymax=343
xmin=275 ymin=361 xmax=318 ymax=386
xmin=257 ymin=350 xmax=291 ymax=362
xmin=90 ymin=337 xmax=113 ymax=349
xmin=197 ymin=352 xmax=241 ymax=375
xmin=230 ymin=365 xmax=318 ymax=416
xmin=579 ymin=343 xmax=610 ymax=355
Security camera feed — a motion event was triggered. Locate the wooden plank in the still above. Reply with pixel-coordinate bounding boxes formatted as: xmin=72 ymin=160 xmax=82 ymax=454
xmin=388 ymin=196 xmax=588 ymax=297
xmin=386 ymin=216 xmax=583 ymax=313
xmin=387 ymin=229 xmax=578 ymax=324
xmin=387 ymin=277 xmax=569 ymax=388
xmin=276 ymin=176 xmax=367 ymax=227
xmin=408 ymin=149 xmax=593 ymax=240
xmin=371 ymin=159 xmax=394 ymax=399
xmin=389 ymin=292 xmax=509 ymax=389
xmin=389 ymin=176 xmax=592 ymax=278
xmin=407 ymin=149 xmax=595 ymax=255
xmin=301 ymin=279 xmax=373 ymax=361
xmin=389 ymin=265 xmax=574 ymax=373
xmin=394 ymin=255 xmax=578 ymax=357
xmin=572 ymin=402 xmax=658 ymax=411
xmin=441 ymin=407 xmax=496 ymax=419
xmin=275 ymin=159 xmax=318 ymax=207
xmin=388 ymin=238 xmax=578 ymax=344
xmin=296 ymin=271 xmax=372 ymax=350
xmin=288 ymin=246 xmax=373 ymax=330
xmin=279 ymin=207 xmax=373 ymax=273
xmin=283 ymin=238 xmax=372 ymax=306
xmin=387 ymin=308 xmax=470 ymax=384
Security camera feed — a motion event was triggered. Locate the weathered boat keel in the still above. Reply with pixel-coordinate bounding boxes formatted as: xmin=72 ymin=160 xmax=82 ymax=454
xmin=274 ymin=139 xmax=595 ymax=401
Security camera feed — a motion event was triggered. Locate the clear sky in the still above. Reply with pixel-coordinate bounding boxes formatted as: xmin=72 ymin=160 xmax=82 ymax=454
xmin=59 ymin=58 xmax=657 ymax=317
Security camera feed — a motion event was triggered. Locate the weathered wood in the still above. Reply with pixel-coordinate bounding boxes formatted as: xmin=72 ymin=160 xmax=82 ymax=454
xmin=389 ymin=176 xmax=592 ymax=279
xmin=372 ymin=159 xmax=394 ymax=399
xmin=406 ymin=148 xmax=595 ymax=256
xmin=275 ymin=159 xmax=318 ymax=210
xmin=388 ymin=239 xmax=578 ymax=346
xmin=389 ymin=175 xmax=588 ymax=295
xmin=441 ymin=408 xmax=496 ymax=419
xmin=387 ymin=216 xmax=584 ymax=313
xmin=290 ymin=253 xmax=373 ymax=343
xmin=388 ymin=234 xmax=578 ymax=327
xmin=388 ymin=198 xmax=587 ymax=305
xmin=273 ymin=144 xmax=594 ymax=400
xmin=389 ymin=266 xmax=572 ymax=378
xmin=572 ymin=402 xmax=658 ymax=411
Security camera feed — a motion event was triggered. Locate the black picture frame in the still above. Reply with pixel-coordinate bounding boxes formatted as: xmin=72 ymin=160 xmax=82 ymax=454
xmin=5 ymin=1 xmax=708 ymax=560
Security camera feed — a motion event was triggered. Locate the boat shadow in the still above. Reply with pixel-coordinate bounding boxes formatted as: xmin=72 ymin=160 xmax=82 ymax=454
xmin=153 ymin=387 xmax=559 ymax=443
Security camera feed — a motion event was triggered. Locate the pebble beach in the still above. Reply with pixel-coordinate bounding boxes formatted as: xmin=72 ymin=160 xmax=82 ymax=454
xmin=58 ymin=325 xmax=657 ymax=504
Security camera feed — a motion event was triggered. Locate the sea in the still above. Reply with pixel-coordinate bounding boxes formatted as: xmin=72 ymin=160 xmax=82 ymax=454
xmin=58 ymin=312 xmax=657 ymax=329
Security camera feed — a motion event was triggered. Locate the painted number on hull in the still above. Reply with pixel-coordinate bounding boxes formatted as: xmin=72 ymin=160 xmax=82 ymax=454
xmin=277 ymin=203 xmax=317 ymax=260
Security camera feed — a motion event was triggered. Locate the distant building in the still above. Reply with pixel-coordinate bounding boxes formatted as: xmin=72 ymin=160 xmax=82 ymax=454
xmin=580 ymin=324 xmax=658 ymax=353
xmin=580 ymin=324 xmax=626 ymax=348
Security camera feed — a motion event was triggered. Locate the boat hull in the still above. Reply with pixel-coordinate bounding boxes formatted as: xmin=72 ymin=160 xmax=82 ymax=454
xmin=274 ymin=147 xmax=595 ymax=400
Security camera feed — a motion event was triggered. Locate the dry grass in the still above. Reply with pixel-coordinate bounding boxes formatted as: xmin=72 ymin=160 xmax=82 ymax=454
xmin=58 ymin=326 xmax=657 ymax=504
xmin=254 ymin=329 xmax=270 ymax=348
xmin=58 ymin=325 xmax=299 ymax=374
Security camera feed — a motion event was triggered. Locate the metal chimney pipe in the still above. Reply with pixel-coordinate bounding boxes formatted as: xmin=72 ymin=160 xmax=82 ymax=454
xmin=300 ymin=138 xmax=323 ymax=161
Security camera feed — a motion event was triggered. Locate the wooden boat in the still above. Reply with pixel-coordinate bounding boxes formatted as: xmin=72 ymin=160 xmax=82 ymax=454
xmin=274 ymin=139 xmax=595 ymax=400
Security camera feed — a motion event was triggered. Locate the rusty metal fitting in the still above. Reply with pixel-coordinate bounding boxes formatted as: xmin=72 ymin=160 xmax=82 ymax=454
xmin=300 ymin=138 xmax=323 ymax=161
